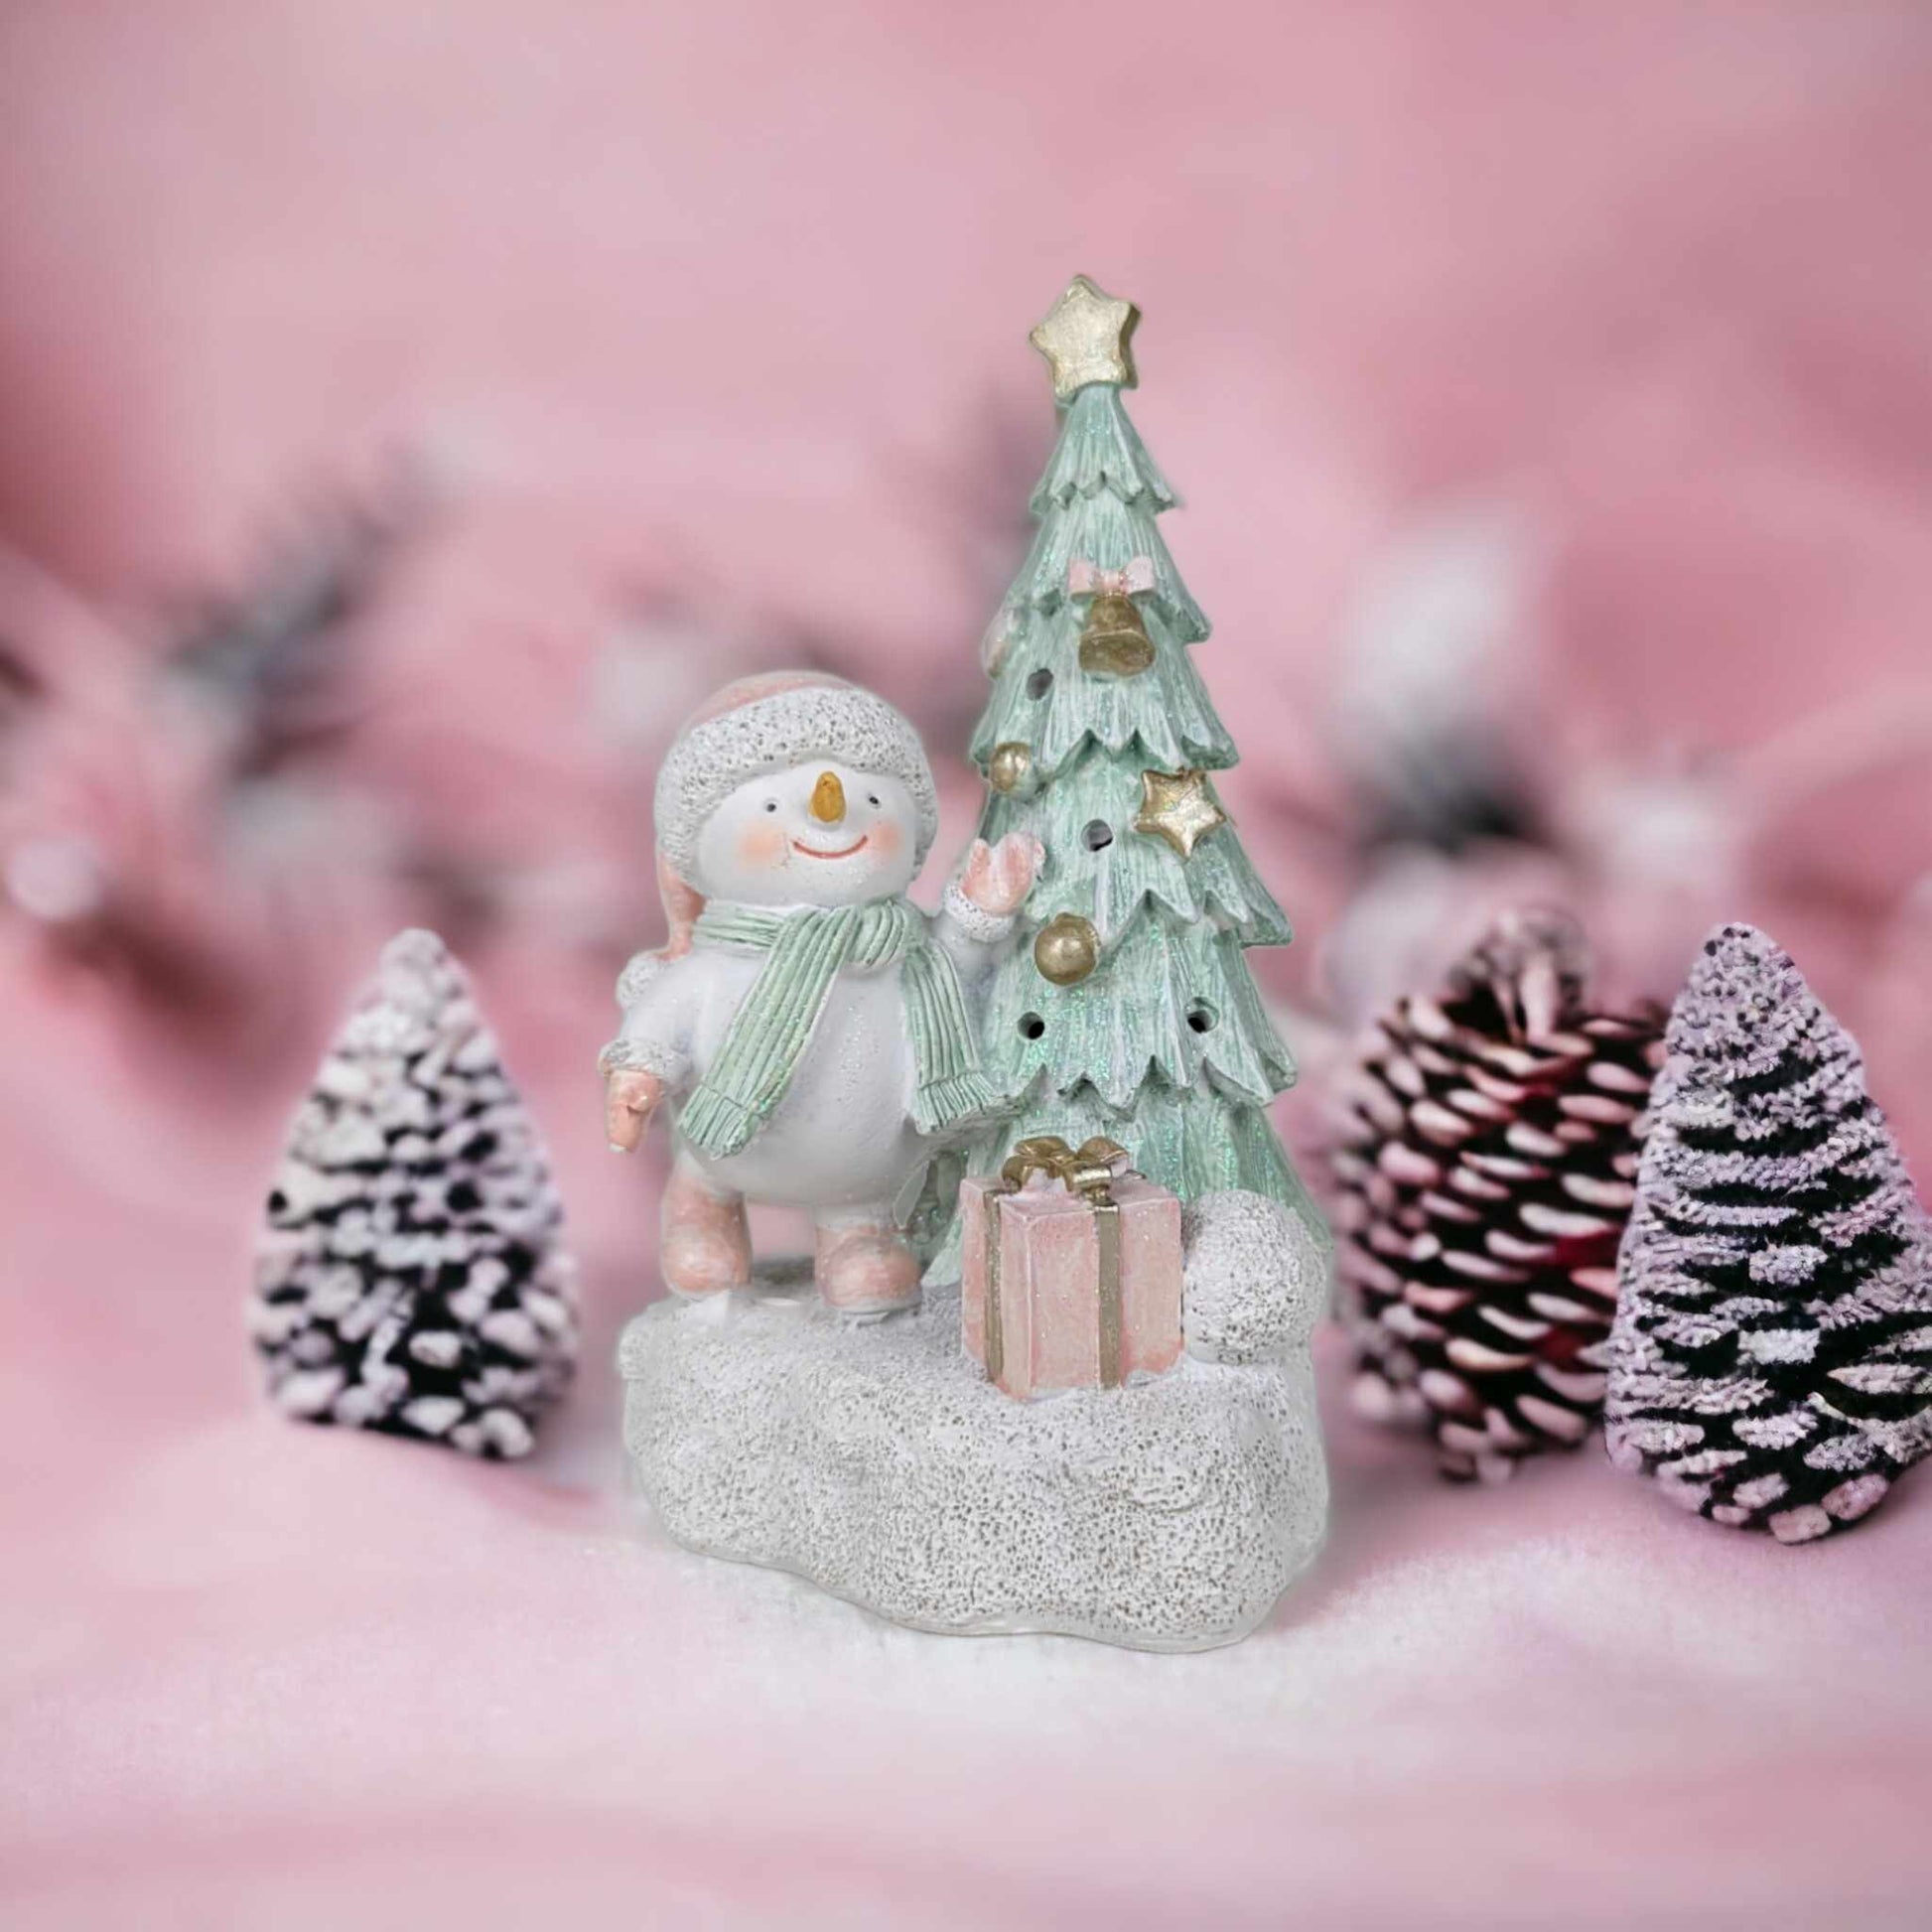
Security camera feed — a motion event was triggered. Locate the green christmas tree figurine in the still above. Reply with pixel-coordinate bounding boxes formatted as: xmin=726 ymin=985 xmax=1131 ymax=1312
xmin=929 ymin=275 xmax=1324 ymax=1279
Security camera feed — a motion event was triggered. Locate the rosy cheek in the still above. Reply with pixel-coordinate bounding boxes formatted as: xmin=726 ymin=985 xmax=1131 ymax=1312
xmin=869 ymin=820 xmax=903 ymax=862
xmin=735 ymin=823 xmax=788 ymax=869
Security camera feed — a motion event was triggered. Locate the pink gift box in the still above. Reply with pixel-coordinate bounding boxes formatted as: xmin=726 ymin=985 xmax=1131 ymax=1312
xmin=960 ymin=1142 xmax=1183 ymax=1400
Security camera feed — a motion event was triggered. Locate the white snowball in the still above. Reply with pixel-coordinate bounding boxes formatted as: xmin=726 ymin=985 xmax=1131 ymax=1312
xmin=1181 ymin=1190 xmax=1330 ymax=1365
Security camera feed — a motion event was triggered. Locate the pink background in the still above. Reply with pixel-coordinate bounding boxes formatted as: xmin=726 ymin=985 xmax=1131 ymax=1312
xmin=4 ymin=3 xmax=1932 ymax=1924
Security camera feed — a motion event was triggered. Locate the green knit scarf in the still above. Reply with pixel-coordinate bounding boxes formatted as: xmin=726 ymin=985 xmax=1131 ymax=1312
xmin=678 ymin=897 xmax=1000 ymax=1160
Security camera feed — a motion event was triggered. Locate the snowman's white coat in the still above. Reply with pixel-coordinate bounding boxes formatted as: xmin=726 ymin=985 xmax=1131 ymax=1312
xmin=621 ymin=937 xmax=961 ymax=1208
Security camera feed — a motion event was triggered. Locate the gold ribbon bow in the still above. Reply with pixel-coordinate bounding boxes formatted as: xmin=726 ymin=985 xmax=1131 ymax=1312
xmin=1000 ymin=1134 xmax=1130 ymax=1203
xmin=985 ymin=1136 xmax=1135 ymax=1389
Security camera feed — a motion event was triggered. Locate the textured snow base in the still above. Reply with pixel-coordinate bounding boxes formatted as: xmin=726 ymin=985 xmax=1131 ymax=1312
xmin=621 ymin=1268 xmax=1327 ymax=1651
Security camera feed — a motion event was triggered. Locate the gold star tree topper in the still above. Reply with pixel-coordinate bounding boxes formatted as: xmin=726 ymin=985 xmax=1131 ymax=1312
xmin=1030 ymin=275 xmax=1139 ymax=403
xmin=1134 ymin=767 xmax=1228 ymax=858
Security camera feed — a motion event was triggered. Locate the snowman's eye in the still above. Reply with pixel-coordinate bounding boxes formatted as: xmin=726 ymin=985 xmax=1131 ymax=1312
xmin=762 ymin=800 xmax=778 ymax=813
xmin=867 ymin=793 xmax=880 ymax=808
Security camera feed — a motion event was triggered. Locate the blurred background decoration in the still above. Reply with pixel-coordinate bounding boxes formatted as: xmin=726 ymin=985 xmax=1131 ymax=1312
xmin=1 ymin=0 xmax=1929 ymax=1336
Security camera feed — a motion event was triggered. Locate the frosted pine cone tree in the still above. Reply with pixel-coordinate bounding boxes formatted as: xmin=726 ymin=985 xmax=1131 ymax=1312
xmin=1606 ymin=923 xmax=1932 ymax=1541
xmin=251 ymin=929 xmax=578 ymax=1457
xmin=1331 ymin=911 xmax=1663 ymax=1481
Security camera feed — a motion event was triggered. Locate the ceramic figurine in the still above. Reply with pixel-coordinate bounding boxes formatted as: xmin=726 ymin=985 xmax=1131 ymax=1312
xmin=924 ymin=273 xmax=1330 ymax=1284
xmin=618 ymin=280 xmax=1332 ymax=1652
xmin=602 ymin=670 xmax=1040 ymax=1315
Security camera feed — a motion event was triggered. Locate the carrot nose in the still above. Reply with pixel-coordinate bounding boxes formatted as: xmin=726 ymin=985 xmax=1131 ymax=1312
xmin=809 ymin=771 xmax=845 ymax=823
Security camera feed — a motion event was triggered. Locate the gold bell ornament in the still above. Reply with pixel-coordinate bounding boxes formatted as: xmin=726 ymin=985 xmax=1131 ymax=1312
xmin=1034 ymin=911 xmax=1100 ymax=987
xmin=1070 ymin=556 xmax=1157 ymax=679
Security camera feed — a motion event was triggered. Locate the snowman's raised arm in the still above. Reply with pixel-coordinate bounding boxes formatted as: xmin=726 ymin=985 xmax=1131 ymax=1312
xmin=932 ymin=833 xmax=1042 ymax=986
xmin=598 ymin=950 xmax=699 ymax=1092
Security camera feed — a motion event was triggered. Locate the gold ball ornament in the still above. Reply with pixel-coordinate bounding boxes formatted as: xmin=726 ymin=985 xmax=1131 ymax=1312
xmin=1034 ymin=912 xmax=1099 ymax=987
xmin=988 ymin=742 xmax=1035 ymax=795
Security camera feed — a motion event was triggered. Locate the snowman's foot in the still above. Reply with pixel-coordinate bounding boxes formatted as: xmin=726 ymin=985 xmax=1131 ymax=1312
xmin=661 ymin=1166 xmax=752 ymax=1298
xmin=814 ymin=1221 xmax=922 ymax=1320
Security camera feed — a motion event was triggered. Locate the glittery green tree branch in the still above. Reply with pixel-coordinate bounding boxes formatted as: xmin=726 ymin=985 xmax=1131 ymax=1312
xmin=924 ymin=284 xmax=1325 ymax=1282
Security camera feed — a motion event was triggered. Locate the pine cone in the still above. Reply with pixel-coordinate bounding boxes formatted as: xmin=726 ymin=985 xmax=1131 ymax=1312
xmin=250 ymin=928 xmax=578 ymax=1458
xmin=1331 ymin=911 xmax=1664 ymax=1481
xmin=1606 ymin=923 xmax=1932 ymax=1541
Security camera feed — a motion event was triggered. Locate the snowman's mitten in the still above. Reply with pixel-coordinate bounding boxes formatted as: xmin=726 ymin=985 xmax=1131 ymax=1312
xmin=604 ymin=1066 xmax=666 ymax=1152
xmin=935 ymin=835 xmax=1037 ymax=981
xmin=940 ymin=878 xmax=1016 ymax=946
xmin=954 ymin=833 xmax=1041 ymax=919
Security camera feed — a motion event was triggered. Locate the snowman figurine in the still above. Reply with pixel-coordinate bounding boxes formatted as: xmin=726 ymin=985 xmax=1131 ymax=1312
xmin=602 ymin=673 xmax=1039 ymax=1317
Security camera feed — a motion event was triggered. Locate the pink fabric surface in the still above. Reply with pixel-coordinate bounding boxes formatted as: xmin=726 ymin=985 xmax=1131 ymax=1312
xmin=6 ymin=1047 xmax=1932 ymax=1931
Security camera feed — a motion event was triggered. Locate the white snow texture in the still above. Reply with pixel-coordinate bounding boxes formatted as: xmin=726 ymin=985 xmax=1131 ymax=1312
xmin=253 ymin=928 xmax=578 ymax=1458
xmin=1182 ymin=1188 xmax=1329 ymax=1364
xmin=1605 ymin=921 xmax=1932 ymax=1540
xmin=621 ymin=1190 xmax=1328 ymax=1650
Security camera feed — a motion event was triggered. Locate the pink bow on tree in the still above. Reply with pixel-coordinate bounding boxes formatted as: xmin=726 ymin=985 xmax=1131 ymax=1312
xmin=1066 ymin=556 xmax=1156 ymax=599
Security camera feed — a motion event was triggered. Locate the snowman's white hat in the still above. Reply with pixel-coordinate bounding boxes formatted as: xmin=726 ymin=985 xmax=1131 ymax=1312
xmin=654 ymin=672 xmax=939 ymax=877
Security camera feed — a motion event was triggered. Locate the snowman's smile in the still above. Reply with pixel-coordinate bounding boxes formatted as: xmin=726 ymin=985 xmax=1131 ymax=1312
xmin=790 ymin=834 xmax=871 ymax=861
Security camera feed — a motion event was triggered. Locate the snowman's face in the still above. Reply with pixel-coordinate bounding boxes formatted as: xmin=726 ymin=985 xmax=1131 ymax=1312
xmin=691 ymin=760 xmax=921 ymax=907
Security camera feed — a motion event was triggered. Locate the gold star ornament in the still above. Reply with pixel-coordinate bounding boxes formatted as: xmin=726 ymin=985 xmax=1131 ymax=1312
xmin=1030 ymin=275 xmax=1139 ymax=403
xmin=1134 ymin=767 xmax=1228 ymax=858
